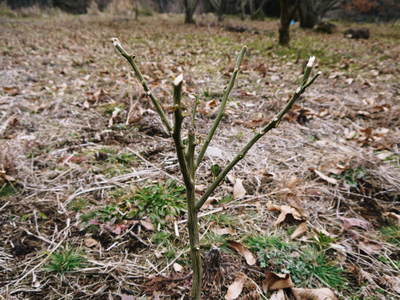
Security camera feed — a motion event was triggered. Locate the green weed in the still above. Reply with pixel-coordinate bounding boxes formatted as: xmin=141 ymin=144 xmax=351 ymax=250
xmin=45 ymin=247 xmax=85 ymax=273
xmin=0 ymin=183 xmax=18 ymax=198
xmin=68 ymin=197 xmax=89 ymax=212
xmin=130 ymin=180 xmax=186 ymax=226
xmin=81 ymin=181 xmax=186 ymax=228
xmin=333 ymin=167 xmax=368 ymax=187
xmin=245 ymin=235 xmax=346 ymax=288
xmin=380 ymin=225 xmax=400 ymax=247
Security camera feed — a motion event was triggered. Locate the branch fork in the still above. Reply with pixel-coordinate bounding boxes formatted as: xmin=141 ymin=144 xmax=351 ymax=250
xmin=113 ymin=39 xmax=319 ymax=300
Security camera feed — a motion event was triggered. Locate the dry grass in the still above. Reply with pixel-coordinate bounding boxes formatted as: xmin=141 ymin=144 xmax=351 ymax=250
xmin=0 ymin=11 xmax=399 ymax=299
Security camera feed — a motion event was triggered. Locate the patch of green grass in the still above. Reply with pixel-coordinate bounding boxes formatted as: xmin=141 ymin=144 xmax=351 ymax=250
xmin=245 ymin=235 xmax=347 ymax=289
xmin=45 ymin=247 xmax=85 ymax=273
xmin=380 ymin=225 xmax=400 ymax=246
xmin=68 ymin=197 xmax=89 ymax=212
xmin=81 ymin=181 xmax=186 ymax=228
xmin=81 ymin=204 xmax=119 ymax=223
xmin=130 ymin=180 xmax=186 ymax=226
xmin=0 ymin=183 xmax=18 ymax=197
xmin=313 ymin=232 xmax=336 ymax=250
xmin=205 ymin=213 xmax=236 ymax=226
xmin=333 ymin=167 xmax=368 ymax=187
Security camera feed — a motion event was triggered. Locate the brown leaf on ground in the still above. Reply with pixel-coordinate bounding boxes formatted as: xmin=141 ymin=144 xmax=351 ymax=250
xmin=120 ymin=294 xmax=136 ymax=300
xmin=225 ymin=272 xmax=247 ymax=300
xmin=270 ymin=289 xmax=288 ymax=300
xmin=140 ymin=219 xmax=155 ymax=231
xmin=233 ymin=178 xmax=246 ymax=199
xmin=172 ymin=262 xmax=183 ymax=272
xmin=84 ymin=237 xmax=98 ymax=248
xmin=267 ymin=202 xmax=306 ymax=226
xmin=339 ymin=217 xmax=371 ymax=231
xmin=358 ymin=240 xmax=383 ymax=255
xmin=3 ymin=86 xmax=20 ymax=96
xmin=262 ymin=272 xmax=293 ymax=292
xmin=290 ymin=222 xmax=308 ymax=240
xmin=382 ymin=275 xmax=400 ymax=293
xmin=227 ymin=240 xmax=256 ymax=265
xmin=383 ymin=212 xmax=400 ymax=225
xmin=313 ymin=169 xmax=338 ymax=185
xmin=291 ymin=288 xmax=338 ymax=300
xmin=212 ymin=227 xmax=235 ymax=236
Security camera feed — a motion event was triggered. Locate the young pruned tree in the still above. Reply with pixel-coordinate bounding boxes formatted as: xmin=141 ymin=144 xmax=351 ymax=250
xmin=184 ymin=0 xmax=199 ymax=23
xmin=112 ymin=38 xmax=319 ymax=299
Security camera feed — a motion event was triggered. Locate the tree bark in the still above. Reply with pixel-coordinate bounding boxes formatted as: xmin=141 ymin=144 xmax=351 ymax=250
xmin=298 ymin=0 xmax=318 ymax=28
xmin=184 ymin=0 xmax=199 ymax=24
xmin=279 ymin=0 xmax=290 ymax=46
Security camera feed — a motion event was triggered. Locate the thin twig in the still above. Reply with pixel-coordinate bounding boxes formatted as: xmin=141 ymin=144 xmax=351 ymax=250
xmin=112 ymin=38 xmax=172 ymax=135
xmin=196 ymin=46 xmax=247 ymax=170
xmin=196 ymin=58 xmax=320 ymax=210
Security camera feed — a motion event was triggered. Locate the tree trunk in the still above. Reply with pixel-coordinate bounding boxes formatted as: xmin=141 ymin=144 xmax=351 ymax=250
xmin=279 ymin=0 xmax=290 ymax=46
xmin=298 ymin=0 xmax=318 ymax=28
xmin=184 ymin=0 xmax=198 ymax=24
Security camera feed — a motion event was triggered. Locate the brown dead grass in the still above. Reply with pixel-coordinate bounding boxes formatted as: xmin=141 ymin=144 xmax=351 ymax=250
xmin=0 ymin=12 xmax=399 ymax=299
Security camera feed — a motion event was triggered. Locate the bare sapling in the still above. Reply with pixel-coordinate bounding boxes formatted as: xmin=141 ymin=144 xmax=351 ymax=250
xmin=112 ymin=37 xmax=319 ymax=299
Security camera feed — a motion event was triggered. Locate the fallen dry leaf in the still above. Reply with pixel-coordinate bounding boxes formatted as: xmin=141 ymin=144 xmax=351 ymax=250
xmin=292 ymin=288 xmax=338 ymax=300
xmin=172 ymin=262 xmax=183 ymax=272
xmin=84 ymin=237 xmax=98 ymax=248
xmin=227 ymin=240 xmax=256 ymax=265
xmin=339 ymin=217 xmax=371 ymax=231
xmin=358 ymin=240 xmax=383 ymax=255
xmin=383 ymin=275 xmax=400 ymax=293
xmin=225 ymin=272 xmax=247 ymax=300
xmin=212 ymin=227 xmax=235 ymax=236
xmin=233 ymin=178 xmax=246 ymax=199
xmin=120 ymin=294 xmax=135 ymax=300
xmin=270 ymin=289 xmax=288 ymax=300
xmin=267 ymin=202 xmax=305 ymax=226
xmin=313 ymin=169 xmax=338 ymax=185
xmin=262 ymin=272 xmax=293 ymax=292
xmin=140 ymin=219 xmax=154 ymax=231
xmin=383 ymin=212 xmax=400 ymax=225
xmin=290 ymin=222 xmax=308 ymax=240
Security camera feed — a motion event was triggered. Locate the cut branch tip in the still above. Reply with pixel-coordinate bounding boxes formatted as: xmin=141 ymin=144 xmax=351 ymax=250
xmin=174 ymin=74 xmax=184 ymax=86
xmin=307 ymin=56 xmax=316 ymax=68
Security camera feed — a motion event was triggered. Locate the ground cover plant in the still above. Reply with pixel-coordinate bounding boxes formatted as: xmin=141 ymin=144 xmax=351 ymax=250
xmin=0 ymin=11 xmax=399 ymax=300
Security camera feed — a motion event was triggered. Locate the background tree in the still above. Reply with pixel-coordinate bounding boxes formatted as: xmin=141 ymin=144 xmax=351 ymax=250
xmin=298 ymin=0 xmax=344 ymax=28
xmin=184 ymin=0 xmax=199 ymax=23
xmin=208 ymin=0 xmax=227 ymax=22
xmin=279 ymin=0 xmax=297 ymax=46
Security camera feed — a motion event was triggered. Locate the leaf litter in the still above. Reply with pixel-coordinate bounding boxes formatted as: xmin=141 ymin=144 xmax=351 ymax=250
xmin=0 ymin=11 xmax=399 ymax=300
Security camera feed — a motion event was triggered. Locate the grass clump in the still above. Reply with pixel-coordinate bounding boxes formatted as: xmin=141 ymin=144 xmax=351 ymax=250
xmin=45 ymin=247 xmax=85 ymax=273
xmin=380 ymin=225 xmax=400 ymax=246
xmin=81 ymin=180 xmax=186 ymax=228
xmin=0 ymin=183 xmax=18 ymax=198
xmin=245 ymin=235 xmax=347 ymax=289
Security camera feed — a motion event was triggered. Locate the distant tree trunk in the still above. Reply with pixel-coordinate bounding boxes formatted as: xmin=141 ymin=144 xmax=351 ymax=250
xmin=279 ymin=0 xmax=290 ymax=46
xmin=240 ymin=0 xmax=247 ymax=20
xmin=209 ymin=0 xmax=227 ymax=22
xmin=184 ymin=0 xmax=199 ymax=24
xmin=298 ymin=0 xmax=318 ymax=28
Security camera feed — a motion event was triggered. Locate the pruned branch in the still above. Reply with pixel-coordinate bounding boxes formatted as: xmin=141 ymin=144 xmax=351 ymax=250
xmin=195 ymin=57 xmax=319 ymax=211
xmin=195 ymin=46 xmax=247 ymax=170
xmin=112 ymin=38 xmax=172 ymax=135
